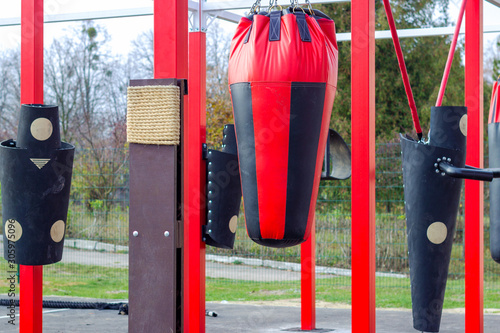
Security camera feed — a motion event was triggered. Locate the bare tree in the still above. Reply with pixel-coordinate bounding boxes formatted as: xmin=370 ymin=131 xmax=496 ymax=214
xmin=0 ymin=48 xmax=21 ymax=139
xmin=128 ymin=30 xmax=154 ymax=79
xmin=44 ymin=21 xmax=129 ymax=215
xmin=206 ymin=22 xmax=231 ymax=100
xmin=205 ymin=22 xmax=233 ymax=145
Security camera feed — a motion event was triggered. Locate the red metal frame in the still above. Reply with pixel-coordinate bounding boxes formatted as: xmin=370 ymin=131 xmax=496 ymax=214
xmin=465 ymin=1 xmax=484 ymax=332
xmin=14 ymin=1 xmax=486 ymax=332
xmin=185 ymin=30 xmax=207 ymax=333
xmin=301 ymin=218 xmax=316 ymax=330
xmin=20 ymin=0 xmax=44 ymax=332
xmin=351 ymin=1 xmax=376 ymax=332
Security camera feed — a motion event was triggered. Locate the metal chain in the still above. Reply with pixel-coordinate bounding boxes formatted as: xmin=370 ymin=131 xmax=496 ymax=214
xmin=250 ymin=0 xmax=262 ymax=13
xmin=268 ymin=0 xmax=282 ymax=12
xmin=305 ymin=0 xmax=314 ymax=13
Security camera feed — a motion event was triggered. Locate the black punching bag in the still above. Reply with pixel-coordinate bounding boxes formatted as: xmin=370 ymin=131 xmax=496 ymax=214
xmin=1 ymin=104 xmax=75 ymax=265
xmin=400 ymin=106 xmax=467 ymax=332
xmin=204 ymin=124 xmax=242 ymax=249
xmin=488 ymin=78 xmax=500 ymax=263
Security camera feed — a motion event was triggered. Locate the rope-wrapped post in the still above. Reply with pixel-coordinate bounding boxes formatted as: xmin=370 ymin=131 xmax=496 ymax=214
xmin=127 ymin=79 xmax=185 ymax=333
xmin=127 ymin=85 xmax=181 ymax=145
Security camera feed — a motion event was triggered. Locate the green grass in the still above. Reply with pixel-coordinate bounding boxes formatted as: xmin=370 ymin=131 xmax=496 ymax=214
xmin=206 ymin=277 xmax=500 ymax=309
xmin=0 ymin=259 xmax=498 ymax=309
xmin=0 ymin=261 xmax=128 ymax=300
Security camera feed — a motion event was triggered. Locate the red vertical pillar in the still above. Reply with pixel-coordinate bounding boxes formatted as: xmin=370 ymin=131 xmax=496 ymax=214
xmin=465 ymin=1 xmax=484 ymax=332
xmin=301 ymin=218 xmax=316 ymax=330
xmin=185 ymin=30 xmax=207 ymax=333
xmin=154 ymin=1 xmax=203 ymax=331
xmin=351 ymin=1 xmax=376 ymax=332
xmin=154 ymin=0 xmax=188 ymax=79
xmin=20 ymin=0 xmax=44 ymax=332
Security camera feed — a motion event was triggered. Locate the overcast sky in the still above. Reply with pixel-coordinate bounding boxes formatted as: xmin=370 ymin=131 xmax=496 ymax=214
xmin=0 ymin=0 xmax=499 ymax=56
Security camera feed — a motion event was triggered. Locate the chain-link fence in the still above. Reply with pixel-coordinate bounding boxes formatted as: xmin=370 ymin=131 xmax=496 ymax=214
xmin=1 ymin=144 xmax=499 ymax=304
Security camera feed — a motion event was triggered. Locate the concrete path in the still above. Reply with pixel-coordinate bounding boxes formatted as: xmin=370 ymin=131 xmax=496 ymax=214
xmin=1 ymin=300 xmax=500 ymax=332
xmin=0 ymin=239 xmax=342 ymax=281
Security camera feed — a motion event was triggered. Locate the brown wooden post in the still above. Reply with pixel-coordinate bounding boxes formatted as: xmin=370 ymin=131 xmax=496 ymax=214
xmin=128 ymin=79 xmax=185 ymax=333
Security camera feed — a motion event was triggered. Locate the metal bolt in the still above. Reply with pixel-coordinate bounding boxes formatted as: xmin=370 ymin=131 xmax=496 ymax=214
xmin=164 ymin=231 xmax=170 ymax=237
xmin=437 ymin=158 xmax=441 ymax=162
xmin=208 ymin=229 xmax=212 ymax=233
xmin=434 ymin=163 xmax=438 ymax=167
xmin=435 ymin=169 xmax=440 ymax=173
xmin=208 ymin=220 xmax=212 ymax=224
xmin=447 ymin=158 xmax=451 ymax=162
xmin=441 ymin=172 xmax=445 ymax=176
xmin=132 ymin=231 xmax=139 ymax=237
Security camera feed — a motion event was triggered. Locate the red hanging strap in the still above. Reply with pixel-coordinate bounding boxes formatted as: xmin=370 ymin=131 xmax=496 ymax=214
xmin=382 ymin=0 xmax=422 ymax=140
xmin=436 ymin=0 xmax=468 ymax=107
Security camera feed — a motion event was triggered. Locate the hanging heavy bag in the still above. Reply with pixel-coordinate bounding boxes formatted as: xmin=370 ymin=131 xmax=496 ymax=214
xmin=488 ymin=78 xmax=500 ymax=263
xmin=400 ymin=106 xmax=467 ymax=333
xmin=0 ymin=104 xmax=75 ymax=265
xmin=228 ymin=2 xmax=338 ymax=248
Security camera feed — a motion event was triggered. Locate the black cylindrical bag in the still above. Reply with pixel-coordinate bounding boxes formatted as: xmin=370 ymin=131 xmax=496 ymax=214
xmin=401 ymin=106 xmax=467 ymax=332
xmin=488 ymin=122 xmax=500 ymax=263
xmin=204 ymin=125 xmax=242 ymax=249
xmin=1 ymin=104 xmax=74 ymax=265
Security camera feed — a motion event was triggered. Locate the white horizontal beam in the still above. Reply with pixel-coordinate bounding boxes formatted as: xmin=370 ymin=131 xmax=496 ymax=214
xmin=0 ymin=2 xmax=497 ymax=37
xmin=337 ymin=25 xmax=500 ymax=42
xmin=204 ymin=10 xmax=243 ymax=24
xmin=0 ymin=7 xmax=155 ymax=27
xmin=486 ymin=0 xmax=500 ymax=8
xmin=0 ymin=4 xmax=244 ymax=28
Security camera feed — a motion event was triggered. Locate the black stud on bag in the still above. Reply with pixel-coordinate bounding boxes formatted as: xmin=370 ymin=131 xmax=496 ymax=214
xmin=1 ymin=104 xmax=75 ymax=265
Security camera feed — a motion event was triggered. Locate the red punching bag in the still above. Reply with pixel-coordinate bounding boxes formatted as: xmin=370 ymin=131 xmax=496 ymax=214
xmin=228 ymin=5 xmax=338 ymax=247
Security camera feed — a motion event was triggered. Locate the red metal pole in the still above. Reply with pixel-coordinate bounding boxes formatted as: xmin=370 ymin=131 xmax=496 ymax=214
xmin=464 ymin=1 xmax=484 ymax=332
xmin=351 ymin=1 xmax=376 ymax=332
xmin=20 ymin=0 xmax=44 ymax=332
xmin=381 ymin=0 xmax=422 ymax=139
xmin=154 ymin=1 xmax=204 ymax=331
xmin=436 ymin=0 xmax=468 ymax=107
xmin=154 ymin=0 xmax=188 ymax=79
xmin=301 ymin=218 xmax=316 ymax=330
xmin=185 ymin=30 xmax=207 ymax=333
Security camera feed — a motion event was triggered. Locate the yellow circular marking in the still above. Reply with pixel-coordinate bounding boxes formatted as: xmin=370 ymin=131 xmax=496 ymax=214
xmin=459 ymin=114 xmax=467 ymax=137
xmin=50 ymin=220 xmax=65 ymax=243
xmin=4 ymin=219 xmax=23 ymax=242
xmin=427 ymin=222 xmax=447 ymax=245
xmin=30 ymin=118 xmax=53 ymax=141
xmin=229 ymin=215 xmax=238 ymax=233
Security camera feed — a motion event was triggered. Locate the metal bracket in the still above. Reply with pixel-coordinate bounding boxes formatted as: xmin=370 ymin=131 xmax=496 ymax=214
xmin=438 ymin=161 xmax=500 ymax=182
